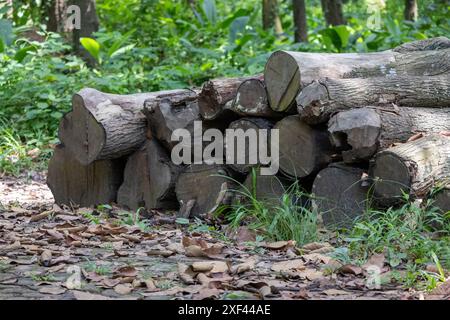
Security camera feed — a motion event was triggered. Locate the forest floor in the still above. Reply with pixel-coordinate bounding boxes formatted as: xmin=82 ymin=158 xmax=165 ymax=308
xmin=0 ymin=174 xmax=448 ymax=300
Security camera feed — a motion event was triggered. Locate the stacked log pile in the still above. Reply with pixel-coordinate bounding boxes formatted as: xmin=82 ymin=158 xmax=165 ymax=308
xmin=48 ymin=37 xmax=450 ymax=228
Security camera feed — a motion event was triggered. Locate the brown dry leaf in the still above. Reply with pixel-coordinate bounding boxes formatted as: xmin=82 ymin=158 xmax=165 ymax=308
xmin=339 ymin=264 xmax=363 ymax=276
xmin=182 ymin=236 xmax=224 ymax=258
xmin=302 ymin=253 xmax=331 ymax=265
xmin=72 ymin=290 xmax=113 ymax=300
xmin=363 ymin=253 xmax=385 ymax=271
xmin=144 ymin=278 xmax=157 ymax=291
xmin=39 ymin=250 xmax=52 ymax=267
xmin=429 ymin=279 xmax=450 ymax=296
xmin=178 ymin=263 xmax=195 ymax=285
xmin=323 ymin=289 xmax=351 ymax=296
xmin=192 ymin=261 xmax=229 ymax=273
xmin=407 ymin=133 xmax=424 ymax=142
xmin=114 ymin=283 xmax=133 ymax=295
xmin=271 ymin=259 xmax=305 ymax=272
xmin=101 ymin=278 xmax=121 ymax=288
xmin=440 ymin=130 xmax=450 ymax=137
xmin=38 ymin=286 xmax=66 ymax=295
xmin=302 ymin=242 xmax=332 ymax=252
xmin=232 ymin=259 xmax=256 ymax=274
xmin=194 ymin=288 xmax=222 ymax=300
xmin=46 ymin=229 xmax=64 ymax=240
xmin=227 ymin=226 xmax=256 ymax=243
xmin=30 ymin=210 xmax=53 ymax=222
xmin=262 ymin=240 xmax=296 ymax=250
xmin=298 ymin=269 xmax=323 ymax=281
xmin=114 ymin=266 xmax=138 ymax=278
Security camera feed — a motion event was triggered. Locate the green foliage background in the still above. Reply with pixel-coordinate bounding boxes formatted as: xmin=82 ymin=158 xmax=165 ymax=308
xmin=0 ymin=0 xmax=448 ymax=171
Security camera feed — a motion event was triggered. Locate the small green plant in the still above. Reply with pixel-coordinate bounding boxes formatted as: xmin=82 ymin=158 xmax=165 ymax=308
xmin=82 ymin=260 xmax=112 ymax=276
xmin=30 ymin=273 xmax=56 ymax=282
xmin=216 ymin=169 xmax=318 ymax=246
xmin=116 ymin=208 xmax=149 ymax=231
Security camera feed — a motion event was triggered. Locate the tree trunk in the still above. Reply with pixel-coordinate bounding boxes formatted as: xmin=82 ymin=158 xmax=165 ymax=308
xmin=69 ymin=0 xmax=100 ymax=65
xmin=225 ymin=117 xmax=274 ymax=174
xmin=175 ymin=164 xmax=237 ymax=218
xmin=404 ymin=0 xmax=418 ymax=21
xmin=46 ymin=0 xmax=68 ymax=33
xmin=328 ymin=107 xmax=450 ymax=163
xmin=265 ymin=44 xmax=450 ymax=112
xmin=312 ymin=163 xmax=370 ymax=228
xmin=117 ymin=139 xmax=181 ymax=211
xmin=198 ymin=76 xmax=260 ymax=120
xmin=320 ymin=0 xmax=345 ymax=26
xmin=298 ymin=75 xmax=450 ymax=124
xmin=59 ymin=88 xmax=192 ymax=165
xmin=262 ymin=0 xmax=284 ymax=34
xmin=47 ymin=144 xmax=124 ymax=207
xmin=143 ymin=89 xmax=199 ymax=150
xmin=274 ymin=115 xmax=334 ymax=178
xmin=371 ymin=134 xmax=450 ymax=202
xmin=293 ymin=0 xmax=308 ymax=42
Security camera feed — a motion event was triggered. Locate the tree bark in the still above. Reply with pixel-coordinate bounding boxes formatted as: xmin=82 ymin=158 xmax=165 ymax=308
xmin=393 ymin=36 xmax=450 ymax=53
xmin=262 ymin=0 xmax=284 ymax=34
xmin=175 ymin=164 xmax=237 ymax=218
xmin=404 ymin=0 xmax=418 ymax=21
xmin=328 ymin=107 xmax=450 ymax=163
xmin=143 ymin=89 xmax=199 ymax=150
xmin=312 ymin=163 xmax=370 ymax=228
xmin=59 ymin=88 xmax=192 ymax=165
xmin=225 ymin=117 xmax=274 ymax=174
xmin=320 ymin=0 xmax=345 ymax=26
xmin=46 ymin=0 xmax=68 ymax=33
xmin=274 ymin=115 xmax=334 ymax=178
xmin=240 ymin=168 xmax=290 ymax=204
xmin=47 ymin=144 xmax=124 ymax=207
xmin=298 ymin=75 xmax=450 ymax=124
xmin=265 ymin=43 xmax=450 ymax=112
xmin=432 ymin=186 xmax=450 ymax=214
xmin=293 ymin=0 xmax=308 ymax=42
xmin=371 ymin=134 xmax=450 ymax=202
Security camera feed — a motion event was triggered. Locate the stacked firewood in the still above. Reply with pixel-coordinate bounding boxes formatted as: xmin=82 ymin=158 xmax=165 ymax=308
xmin=47 ymin=37 xmax=450 ymax=228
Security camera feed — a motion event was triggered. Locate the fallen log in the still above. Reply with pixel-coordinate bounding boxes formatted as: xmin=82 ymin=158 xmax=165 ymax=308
xmin=47 ymin=144 xmax=124 ymax=207
xmin=371 ymin=134 xmax=450 ymax=202
xmin=393 ymin=36 xmax=450 ymax=53
xmin=59 ymin=87 xmax=191 ymax=165
xmin=117 ymin=139 xmax=181 ymax=211
xmin=143 ymin=90 xmax=199 ymax=150
xmin=328 ymin=107 xmax=450 ymax=163
xmin=433 ymin=186 xmax=450 ymax=214
xmin=198 ymin=75 xmax=262 ymax=120
xmin=274 ymin=115 xmax=334 ymax=178
xmin=265 ymin=45 xmax=450 ymax=112
xmin=241 ymin=168 xmax=289 ymax=203
xmin=175 ymin=164 xmax=237 ymax=218
xmin=312 ymin=163 xmax=370 ymax=228
xmin=225 ymin=117 xmax=274 ymax=174
xmin=298 ymin=75 xmax=450 ymax=124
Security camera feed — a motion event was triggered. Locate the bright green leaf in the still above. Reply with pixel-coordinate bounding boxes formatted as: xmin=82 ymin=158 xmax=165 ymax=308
xmin=80 ymin=37 xmax=100 ymax=62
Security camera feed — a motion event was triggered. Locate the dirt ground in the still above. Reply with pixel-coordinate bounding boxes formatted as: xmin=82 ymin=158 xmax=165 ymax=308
xmin=0 ymin=173 xmax=448 ymax=300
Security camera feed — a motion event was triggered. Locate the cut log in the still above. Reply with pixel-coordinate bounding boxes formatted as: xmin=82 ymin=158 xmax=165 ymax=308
xmin=393 ymin=36 xmax=450 ymax=53
xmin=433 ymin=186 xmax=450 ymax=214
xmin=225 ymin=117 xmax=274 ymax=174
xmin=47 ymin=144 xmax=124 ymax=207
xmin=117 ymin=139 xmax=181 ymax=211
xmin=175 ymin=164 xmax=237 ymax=218
xmin=298 ymin=75 xmax=450 ymax=124
xmin=143 ymin=90 xmax=199 ymax=150
xmin=59 ymin=87 xmax=191 ymax=165
xmin=312 ymin=163 xmax=370 ymax=228
xmin=274 ymin=115 xmax=334 ymax=178
xmin=371 ymin=134 xmax=450 ymax=202
xmin=198 ymin=75 xmax=263 ymax=120
xmin=232 ymin=78 xmax=283 ymax=118
xmin=328 ymin=107 xmax=450 ymax=163
xmin=241 ymin=168 xmax=290 ymax=203
xmin=265 ymin=46 xmax=450 ymax=112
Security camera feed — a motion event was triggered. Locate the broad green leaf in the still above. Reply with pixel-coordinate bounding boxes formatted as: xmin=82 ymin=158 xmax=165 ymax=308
xmin=333 ymin=25 xmax=350 ymax=49
xmin=0 ymin=38 xmax=4 ymax=53
xmin=220 ymin=8 xmax=249 ymax=29
xmin=107 ymin=29 xmax=135 ymax=58
xmin=14 ymin=45 xmax=36 ymax=62
xmin=110 ymin=43 xmax=135 ymax=58
xmin=80 ymin=37 xmax=100 ymax=62
xmin=0 ymin=19 xmax=13 ymax=45
xmin=229 ymin=16 xmax=249 ymax=44
xmin=202 ymin=0 xmax=217 ymax=25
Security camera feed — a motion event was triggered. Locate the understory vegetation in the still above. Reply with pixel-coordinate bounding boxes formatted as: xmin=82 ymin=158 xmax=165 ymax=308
xmin=0 ymin=0 xmax=449 ymax=291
